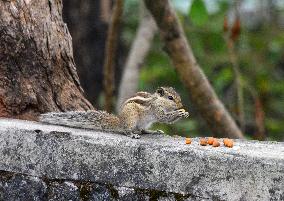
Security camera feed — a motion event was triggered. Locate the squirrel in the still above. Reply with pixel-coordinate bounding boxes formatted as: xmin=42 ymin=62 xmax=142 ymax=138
xmin=40 ymin=87 xmax=189 ymax=139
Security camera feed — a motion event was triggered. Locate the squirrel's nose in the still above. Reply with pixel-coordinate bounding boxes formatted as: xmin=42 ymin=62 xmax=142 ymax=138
xmin=177 ymin=104 xmax=183 ymax=110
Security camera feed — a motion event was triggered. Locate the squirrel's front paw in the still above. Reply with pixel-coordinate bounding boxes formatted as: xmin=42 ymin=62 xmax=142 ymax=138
xmin=141 ymin=129 xmax=164 ymax=135
xmin=183 ymin=111 xmax=189 ymax=118
xmin=177 ymin=109 xmax=189 ymax=118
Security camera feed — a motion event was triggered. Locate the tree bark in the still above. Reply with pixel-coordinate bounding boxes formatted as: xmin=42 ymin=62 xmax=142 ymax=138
xmin=0 ymin=0 xmax=93 ymax=121
xmin=103 ymin=0 xmax=123 ymax=112
xmin=116 ymin=2 xmax=157 ymax=112
xmin=144 ymin=0 xmax=243 ymax=138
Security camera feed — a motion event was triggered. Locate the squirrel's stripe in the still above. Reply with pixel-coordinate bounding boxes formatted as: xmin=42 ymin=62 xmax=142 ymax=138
xmin=135 ymin=91 xmax=152 ymax=98
xmin=123 ymin=96 xmax=153 ymax=107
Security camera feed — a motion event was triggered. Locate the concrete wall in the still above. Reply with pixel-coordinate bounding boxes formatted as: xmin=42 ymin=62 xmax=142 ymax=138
xmin=0 ymin=119 xmax=283 ymax=201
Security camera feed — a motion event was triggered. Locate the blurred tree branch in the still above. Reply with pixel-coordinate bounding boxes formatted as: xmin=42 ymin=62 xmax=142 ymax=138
xmin=144 ymin=0 xmax=244 ymax=138
xmin=224 ymin=14 xmax=245 ymax=133
xmin=244 ymin=83 xmax=265 ymax=140
xmin=116 ymin=2 xmax=157 ymax=112
xmin=103 ymin=0 xmax=123 ymax=112
xmin=224 ymin=1 xmax=245 ymax=132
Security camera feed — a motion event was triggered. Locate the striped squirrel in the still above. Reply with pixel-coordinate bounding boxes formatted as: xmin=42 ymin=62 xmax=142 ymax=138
xmin=40 ymin=87 xmax=189 ymax=139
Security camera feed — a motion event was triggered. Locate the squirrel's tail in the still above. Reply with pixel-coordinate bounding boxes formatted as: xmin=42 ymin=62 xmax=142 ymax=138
xmin=39 ymin=110 xmax=121 ymax=131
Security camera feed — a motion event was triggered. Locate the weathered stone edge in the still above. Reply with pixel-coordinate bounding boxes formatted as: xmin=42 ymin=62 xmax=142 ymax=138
xmin=0 ymin=119 xmax=283 ymax=200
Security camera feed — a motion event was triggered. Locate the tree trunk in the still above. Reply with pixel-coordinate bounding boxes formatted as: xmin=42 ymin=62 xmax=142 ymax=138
xmin=116 ymin=1 xmax=157 ymax=112
xmin=144 ymin=0 xmax=243 ymax=138
xmin=103 ymin=0 xmax=123 ymax=112
xmin=63 ymin=0 xmax=125 ymax=107
xmin=0 ymin=0 xmax=93 ymax=121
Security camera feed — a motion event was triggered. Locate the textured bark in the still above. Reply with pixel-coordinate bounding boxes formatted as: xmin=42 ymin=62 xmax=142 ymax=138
xmin=103 ymin=0 xmax=123 ymax=112
xmin=144 ymin=0 xmax=243 ymax=138
xmin=0 ymin=0 xmax=93 ymax=120
xmin=116 ymin=2 xmax=157 ymax=112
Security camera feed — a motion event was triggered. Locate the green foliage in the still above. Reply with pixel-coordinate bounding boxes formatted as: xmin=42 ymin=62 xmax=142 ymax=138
xmin=188 ymin=0 xmax=208 ymax=27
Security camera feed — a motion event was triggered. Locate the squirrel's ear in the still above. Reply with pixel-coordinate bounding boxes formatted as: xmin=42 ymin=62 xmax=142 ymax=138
xmin=156 ymin=87 xmax=165 ymax=96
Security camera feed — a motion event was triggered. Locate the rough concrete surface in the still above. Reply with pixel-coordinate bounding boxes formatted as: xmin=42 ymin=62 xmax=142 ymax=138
xmin=0 ymin=118 xmax=283 ymax=201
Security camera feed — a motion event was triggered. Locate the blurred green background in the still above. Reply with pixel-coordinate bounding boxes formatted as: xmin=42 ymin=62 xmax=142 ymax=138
xmin=123 ymin=0 xmax=284 ymax=141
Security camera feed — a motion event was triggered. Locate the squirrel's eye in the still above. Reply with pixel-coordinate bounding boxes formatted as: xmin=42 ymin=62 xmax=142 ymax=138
xmin=168 ymin=96 xmax=174 ymax=100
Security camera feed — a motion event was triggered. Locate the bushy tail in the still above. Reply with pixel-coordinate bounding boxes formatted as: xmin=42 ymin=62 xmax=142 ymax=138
xmin=39 ymin=110 xmax=121 ymax=131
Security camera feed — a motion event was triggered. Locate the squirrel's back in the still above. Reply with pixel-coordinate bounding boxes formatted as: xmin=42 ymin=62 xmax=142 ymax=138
xmin=40 ymin=110 xmax=121 ymax=132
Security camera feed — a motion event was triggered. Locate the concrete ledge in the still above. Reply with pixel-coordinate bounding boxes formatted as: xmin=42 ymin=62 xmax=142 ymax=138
xmin=0 ymin=118 xmax=283 ymax=200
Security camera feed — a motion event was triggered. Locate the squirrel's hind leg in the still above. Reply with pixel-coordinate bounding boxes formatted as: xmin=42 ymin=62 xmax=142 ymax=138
xmin=141 ymin=129 xmax=164 ymax=135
